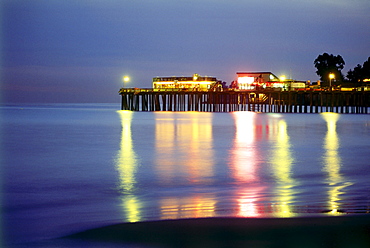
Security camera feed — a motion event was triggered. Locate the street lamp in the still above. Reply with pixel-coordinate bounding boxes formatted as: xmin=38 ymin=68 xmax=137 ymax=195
xmin=122 ymin=76 xmax=130 ymax=88
xmin=329 ymin=73 xmax=335 ymax=88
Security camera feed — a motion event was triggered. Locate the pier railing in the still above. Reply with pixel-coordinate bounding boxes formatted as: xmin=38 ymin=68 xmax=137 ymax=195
xmin=119 ymin=88 xmax=370 ymax=114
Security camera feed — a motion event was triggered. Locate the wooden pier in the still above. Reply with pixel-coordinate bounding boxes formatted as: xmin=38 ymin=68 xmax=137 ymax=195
xmin=119 ymin=89 xmax=370 ymax=114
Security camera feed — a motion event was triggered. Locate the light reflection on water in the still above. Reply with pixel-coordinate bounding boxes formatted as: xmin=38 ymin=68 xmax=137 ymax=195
xmin=269 ymin=117 xmax=297 ymax=217
xmin=116 ymin=111 xmax=141 ymax=222
xmin=154 ymin=112 xmax=214 ymax=185
xmin=115 ymin=111 xmax=366 ymax=222
xmin=230 ymin=112 xmax=263 ymax=217
xmin=154 ymin=112 xmax=216 ymax=219
xmin=3 ymin=105 xmax=369 ymax=246
xmin=160 ymin=195 xmax=216 ymax=220
xmin=321 ymin=113 xmax=352 ymax=214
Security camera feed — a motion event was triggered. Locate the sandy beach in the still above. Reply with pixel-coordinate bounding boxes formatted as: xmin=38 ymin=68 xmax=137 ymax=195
xmin=65 ymin=215 xmax=370 ymax=247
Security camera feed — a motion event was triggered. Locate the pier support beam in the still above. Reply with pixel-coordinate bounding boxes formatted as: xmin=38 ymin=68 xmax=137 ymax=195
xmin=119 ymin=90 xmax=370 ymax=114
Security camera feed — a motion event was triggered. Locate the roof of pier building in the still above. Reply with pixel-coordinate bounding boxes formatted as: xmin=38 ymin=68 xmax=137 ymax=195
xmin=152 ymin=74 xmax=221 ymax=89
xmin=153 ymin=74 xmax=219 ymax=83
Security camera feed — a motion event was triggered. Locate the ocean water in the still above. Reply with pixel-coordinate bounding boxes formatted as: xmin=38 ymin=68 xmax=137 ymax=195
xmin=1 ymin=103 xmax=370 ymax=247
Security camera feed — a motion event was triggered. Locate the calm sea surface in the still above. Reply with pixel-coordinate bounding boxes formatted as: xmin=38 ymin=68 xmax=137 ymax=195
xmin=1 ymin=103 xmax=370 ymax=247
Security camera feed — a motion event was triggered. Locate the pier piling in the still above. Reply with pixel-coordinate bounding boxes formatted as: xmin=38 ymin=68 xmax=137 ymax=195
xmin=119 ymin=89 xmax=369 ymax=114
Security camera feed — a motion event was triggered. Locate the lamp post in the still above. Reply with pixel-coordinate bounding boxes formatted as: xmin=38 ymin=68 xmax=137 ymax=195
xmin=123 ymin=76 xmax=130 ymax=89
xmin=329 ymin=73 xmax=335 ymax=89
xmin=280 ymin=75 xmax=287 ymax=91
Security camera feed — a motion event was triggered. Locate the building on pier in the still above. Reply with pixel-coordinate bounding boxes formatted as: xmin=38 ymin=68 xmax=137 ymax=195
xmin=236 ymin=72 xmax=280 ymax=90
xmin=236 ymin=72 xmax=306 ymax=90
xmin=152 ymin=74 xmax=222 ymax=90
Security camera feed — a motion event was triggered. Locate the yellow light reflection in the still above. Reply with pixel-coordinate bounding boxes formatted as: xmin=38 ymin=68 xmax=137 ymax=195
xmin=231 ymin=112 xmax=257 ymax=181
xmin=270 ymin=118 xmax=296 ymax=217
xmin=181 ymin=115 xmax=214 ymax=182
xmin=321 ymin=113 xmax=352 ymax=214
xmin=123 ymin=195 xmax=141 ymax=223
xmin=155 ymin=112 xmax=216 ymax=219
xmin=160 ymin=196 xmax=216 ymax=220
xmin=155 ymin=112 xmax=214 ymax=183
xmin=154 ymin=114 xmax=177 ymax=184
xmin=231 ymin=112 xmax=262 ymax=217
xmin=116 ymin=111 xmax=141 ymax=222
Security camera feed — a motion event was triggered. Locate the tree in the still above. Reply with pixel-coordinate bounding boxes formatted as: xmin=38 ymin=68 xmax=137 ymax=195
xmin=347 ymin=64 xmax=363 ymax=85
xmin=362 ymin=57 xmax=370 ymax=80
xmin=346 ymin=57 xmax=370 ymax=85
xmin=314 ymin=53 xmax=345 ymax=86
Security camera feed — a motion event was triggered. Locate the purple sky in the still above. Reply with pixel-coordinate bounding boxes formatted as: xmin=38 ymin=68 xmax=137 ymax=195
xmin=2 ymin=0 xmax=370 ymax=103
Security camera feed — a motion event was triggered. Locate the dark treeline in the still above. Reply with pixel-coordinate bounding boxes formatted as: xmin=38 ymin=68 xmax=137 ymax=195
xmin=314 ymin=53 xmax=370 ymax=87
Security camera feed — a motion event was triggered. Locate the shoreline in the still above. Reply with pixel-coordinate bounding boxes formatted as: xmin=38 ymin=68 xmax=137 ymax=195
xmin=65 ymin=215 xmax=370 ymax=247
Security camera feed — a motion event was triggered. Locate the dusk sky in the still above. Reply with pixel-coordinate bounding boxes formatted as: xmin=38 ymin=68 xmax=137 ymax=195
xmin=2 ymin=0 xmax=369 ymax=103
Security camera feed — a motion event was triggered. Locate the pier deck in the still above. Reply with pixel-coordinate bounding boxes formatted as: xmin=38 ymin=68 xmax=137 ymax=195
xmin=119 ymin=88 xmax=369 ymax=114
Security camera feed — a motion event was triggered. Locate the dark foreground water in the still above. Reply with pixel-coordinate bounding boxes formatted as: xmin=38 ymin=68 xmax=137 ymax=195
xmin=1 ymin=104 xmax=370 ymax=247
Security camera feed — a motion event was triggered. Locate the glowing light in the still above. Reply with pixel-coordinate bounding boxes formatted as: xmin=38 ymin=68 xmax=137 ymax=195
xmin=270 ymin=118 xmax=296 ymax=217
xmin=238 ymin=197 xmax=259 ymax=217
xmin=116 ymin=110 xmax=142 ymax=222
xmin=154 ymin=80 xmax=214 ymax=85
xmin=321 ymin=113 xmax=352 ymax=215
xmin=238 ymin=76 xmax=254 ymax=85
xmin=237 ymin=76 xmax=256 ymax=89
xmin=154 ymin=113 xmax=216 ymax=219
xmin=231 ymin=112 xmax=258 ymax=182
xmin=329 ymin=73 xmax=335 ymax=79
xmin=270 ymin=74 xmax=279 ymax=80
xmin=230 ymin=112 xmax=263 ymax=217
xmin=152 ymin=75 xmax=218 ymax=89
xmin=155 ymin=112 xmax=214 ymax=183
xmin=116 ymin=111 xmax=138 ymax=192
xmin=122 ymin=76 xmax=130 ymax=88
xmin=123 ymin=76 xmax=130 ymax=82
xmin=123 ymin=195 xmax=141 ymax=222
xmin=160 ymin=196 xmax=216 ymax=220
xmin=280 ymin=75 xmax=286 ymax=81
